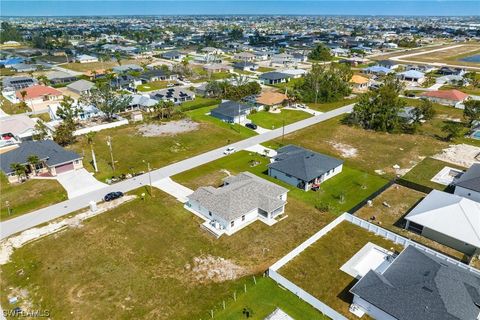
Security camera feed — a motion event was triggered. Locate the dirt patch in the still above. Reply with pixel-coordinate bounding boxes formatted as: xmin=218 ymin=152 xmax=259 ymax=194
xmin=328 ymin=141 xmax=358 ymax=158
xmin=432 ymin=144 xmax=480 ymax=168
xmin=138 ymin=120 xmax=199 ymax=136
xmin=184 ymin=255 xmax=247 ymax=284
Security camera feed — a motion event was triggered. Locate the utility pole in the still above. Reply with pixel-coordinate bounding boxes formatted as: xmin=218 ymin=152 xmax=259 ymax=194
xmin=106 ymin=136 xmax=115 ymax=174
xmin=144 ymin=160 xmax=153 ymax=197
xmin=282 ymin=119 xmax=285 ymax=142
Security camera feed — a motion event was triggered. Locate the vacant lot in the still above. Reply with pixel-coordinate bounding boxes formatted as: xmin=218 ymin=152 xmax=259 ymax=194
xmin=69 ymin=106 xmax=255 ymax=182
xmin=398 ymin=44 xmax=480 ymax=67
xmin=401 ymin=157 xmax=466 ymax=190
xmin=0 ymin=174 xmax=66 ymax=221
xmin=247 ymin=109 xmax=312 ymax=129
xmin=0 ymin=187 xmax=332 ymax=320
xmin=136 ymin=80 xmax=171 ymax=92
xmin=279 ymin=221 xmax=403 ymax=319
xmin=174 ymin=151 xmax=388 ymax=215
xmin=0 ymin=97 xmax=29 ymax=115
xmin=355 ymin=184 xmax=466 ymax=261
xmin=307 ymin=96 xmax=359 ymax=112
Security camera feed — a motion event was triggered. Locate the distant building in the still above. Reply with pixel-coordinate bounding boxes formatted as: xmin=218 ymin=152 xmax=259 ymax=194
xmin=259 ymin=72 xmax=291 ymax=85
xmin=2 ymin=76 xmax=38 ymax=92
xmin=66 ymin=79 xmax=95 ymax=95
xmin=210 ymin=100 xmax=253 ymax=123
xmin=75 ymin=54 xmax=98 ymax=63
xmin=47 ymin=71 xmax=77 ymax=85
xmin=150 ymin=87 xmax=195 ymax=104
xmin=161 ymin=51 xmax=185 ymax=61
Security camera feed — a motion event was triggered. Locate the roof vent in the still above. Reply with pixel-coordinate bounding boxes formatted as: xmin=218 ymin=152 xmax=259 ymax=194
xmin=422 ymin=286 xmax=433 ymax=293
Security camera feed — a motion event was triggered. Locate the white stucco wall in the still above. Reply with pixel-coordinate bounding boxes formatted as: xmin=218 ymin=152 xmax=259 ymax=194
xmin=269 ymin=164 xmax=343 ymax=190
xmin=352 ymin=295 xmax=397 ymax=320
xmin=454 ymin=186 xmax=480 ymax=204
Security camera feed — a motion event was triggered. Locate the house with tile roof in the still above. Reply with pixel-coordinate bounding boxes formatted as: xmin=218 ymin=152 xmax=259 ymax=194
xmin=405 ymin=190 xmax=480 ymax=255
xmin=268 ymin=145 xmax=344 ymax=191
xmin=350 ymin=245 xmax=480 ymax=320
xmin=454 ymin=163 xmax=480 ymax=203
xmin=420 ymin=89 xmax=469 ymax=107
xmin=185 ymin=172 xmax=288 ymax=237
xmin=349 ymin=74 xmax=371 ymax=92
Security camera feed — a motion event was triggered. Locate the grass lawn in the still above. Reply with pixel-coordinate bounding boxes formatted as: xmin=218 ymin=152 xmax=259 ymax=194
xmin=0 ymin=186 xmax=334 ymax=319
xmin=355 ymin=184 xmax=467 ymax=261
xmin=401 ymin=157 xmax=466 ymax=190
xmin=441 ymin=85 xmax=480 ymax=96
xmin=257 ymin=67 xmax=275 ymax=73
xmin=69 ymin=106 xmax=255 ymax=182
xmin=191 ymin=67 xmax=232 ymax=82
xmin=271 ymin=77 xmax=303 ymax=91
xmin=136 ymin=80 xmax=171 ymax=92
xmin=214 ymin=277 xmax=328 ymax=320
xmin=234 ymin=69 xmax=254 ymax=75
xmin=279 ymin=221 xmax=403 ymax=319
xmin=0 ymin=97 xmax=29 ymax=115
xmin=247 ymin=109 xmax=312 ymax=129
xmin=178 ymin=97 xmax=220 ymax=111
xmin=0 ymin=174 xmax=67 ymax=221
xmin=174 ymin=151 xmax=388 ymax=215
xmin=307 ymin=97 xmax=359 ymax=112
xmin=0 ymin=68 xmax=16 ymax=76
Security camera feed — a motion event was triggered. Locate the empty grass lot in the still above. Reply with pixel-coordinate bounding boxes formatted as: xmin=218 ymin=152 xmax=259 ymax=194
xmin=173 ymin=151 xmax=388 ymax=215
xmin=69 ymin=105 xmax=255 ymax=182
xmin=307 ymin=97 xmax=359 ymax=112
xmin=0 ymin=97 xmax=29 ymax=114
xmin=136 ymin=80 xmax=171 ymax=92
xmin=247 ymin=109 xmax=312 ymax=129
xmin=355 ymin=184 xmax=466 ymax=261
xmin=214 ymin=277 xmax=328 ymax=319
xmin=401 ymin=44 xmax=480 ymax=67
xmin=401 ymin=157 xmax=466 ymax=190
xmin=0 ymin=174 xmax=67 ymax=221
xmin=0 ymin=186 xmax=333 ymax=320
xmin=279 ymin=221 xmax=403 ymax=319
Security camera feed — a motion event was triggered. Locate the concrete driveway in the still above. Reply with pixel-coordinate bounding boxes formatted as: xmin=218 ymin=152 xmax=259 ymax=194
xmin=244 ymin=144 xmax=277 ymax=157
xmin=56 ymin=169 xmax=107 ymax=199
xmin=152 ymin=177 xmax=193 ymax=203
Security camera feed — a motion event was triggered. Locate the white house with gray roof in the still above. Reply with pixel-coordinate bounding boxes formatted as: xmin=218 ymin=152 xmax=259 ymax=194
xmin=268 ymin=145 xmax=343 ymax=191
xmin=185 ymin=172 xmax=288 ymax=237
xmin=454 ymin=163 xmax=480 ymax=203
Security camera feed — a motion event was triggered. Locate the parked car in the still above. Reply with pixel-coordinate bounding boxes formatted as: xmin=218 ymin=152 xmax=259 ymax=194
xmin=246 ymin=122 xmax=258 ymax=130
xmin=223 ymin=147 xmax=236 ymax=155
xmin=104 ymin=191 xmax=124 ymax=202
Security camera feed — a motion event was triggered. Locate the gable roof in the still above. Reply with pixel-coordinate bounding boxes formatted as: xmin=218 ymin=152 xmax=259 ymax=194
xmin=350 ymin=246 xmax=480 ymax=320
xmin=350 ymin=74 xmax=370 ymax=84
xmin=0 ymin=140 xmax=82 ymax=174
xmin=0 ymin=114 xmax=37 ymax=137
xmin=66 ymin=79 xmax=95 ymax=92
xmin=405 ymin=190 xmax=480 ymax=248
xmin=268 ymin=145 xmax=344 ymax=182
xmin=187 ymin=172 xmax=288 ymax=221
xmin=398 ymin=70 xmax=425 ymax=79
xmin=455 ymin=163 xmax=480 ymax=193
xmin=420 ymin=89 xmax=469 ymax=101
xmin=211 ymin=100 xmax=252 ymax=118
xmin=259 ymin=72 xmax=291 ymax=81
xmin=15 ymin=85 xmax=62 ymax=100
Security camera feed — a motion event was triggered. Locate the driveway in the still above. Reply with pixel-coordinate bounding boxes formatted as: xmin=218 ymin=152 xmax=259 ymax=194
xmin=56 ymin=169 xmax=107 ymax=199
xmin=244 ymin=144 xmax=277 ymax=157
xmin=152 ymin=177 xmax=193 ymax=203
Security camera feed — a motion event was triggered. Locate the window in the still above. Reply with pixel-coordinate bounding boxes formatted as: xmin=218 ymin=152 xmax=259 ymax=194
xmin=231 ymin=221 xmax=234 ymax=227
xmin=241 ymin=215 xmax=245 ymax=221
xmin=208 ymin=211 xmax=212 ymax=216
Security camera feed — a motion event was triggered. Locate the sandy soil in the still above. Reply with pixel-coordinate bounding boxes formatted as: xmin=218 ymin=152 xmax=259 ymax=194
xmin=184 ymin=255 xmax=247 ymax=283
xmin=329 ymin=141 xmax=358 ymax=158
xmin=432 ymin=144 xmax=480 ymax=168
xmin=138 ymin=119 xmax=199 ymax=136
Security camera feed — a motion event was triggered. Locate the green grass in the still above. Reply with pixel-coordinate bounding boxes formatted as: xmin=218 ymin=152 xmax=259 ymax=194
xmin=214 ymin=277 xmax=328 ymax=320
xmin=307 ymin=97 xmax=359 ymax=112
xmin=174 ymin=151 xmax=388 ymax=215
xmin=0 ymin=68 xmax=16 ymax=76
xmin=0 ymin=174 xmax=67 ymax=221
xmin=279 ymin=221 xmax=403 ymax=318
xmin=401 ymin=157 xmax=466 ymax=190
xmin=178 ymin=97 xmax=220 ymax=111
xmin=247 ymin=109 xmax=312 ymax=129
xmin=136 ymin=80 xmax=171 ymax=92
xmin=0 ymin=97 xmax=29 ymax=115
xmin=69 ymin=105 xmax=255 ymax=182
xmin=257 ymin=67 xmax=275 ymax=73
xmin=0 ymin=185 xmax=335 ymax=319
xmin=271 ymin=77 xmax=303 ymax=91
xmin=233 ymin=69 xmax=254 ymax=75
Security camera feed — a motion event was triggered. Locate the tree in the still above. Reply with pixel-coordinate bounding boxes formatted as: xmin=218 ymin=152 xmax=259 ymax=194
xmin=56 ymin=96 xmax=79 ymax=123
xmin=465 ymin=72 xmax=479 ymax=88
xmin=229 ymin=27 xmax=244 ymax=40
xmin=308 ymin=43 xmax=332 ymax=61
xmin=10 ymin=163 xmax=26 ymax=181
xmin=114 ymin=52 xmax=122 ymax=66
xmin=33 ymin=121 xmax=50 ymax=140
xmin=345 ymin=77 xmax=405 ymax=132
xmin=81 ymin=84 xmax=133 ymax=121
xmin=442 ymin=122 xmax=464 ymax=141
xmin=27 ymin=154 xmax=40 ymax=175
xmin=463 ymin=100 xmax=480 ymax=127
xmin=416 ymin=99 xmax=436 ymax=121
xmin=54 ymin=121 xmax=76 ymax=146
xmin=0 ymin=22 xmax=22 ymax=43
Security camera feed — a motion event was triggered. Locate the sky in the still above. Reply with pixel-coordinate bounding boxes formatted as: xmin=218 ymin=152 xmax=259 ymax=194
xmin=1 ymin=1 xmax=479 ymax=17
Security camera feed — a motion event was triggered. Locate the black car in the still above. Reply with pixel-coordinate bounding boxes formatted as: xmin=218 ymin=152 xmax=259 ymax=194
xmin=104 ymin=191 xmax=124 ymax=202
xmin=246 ymin=123 xmax=257 ymax=130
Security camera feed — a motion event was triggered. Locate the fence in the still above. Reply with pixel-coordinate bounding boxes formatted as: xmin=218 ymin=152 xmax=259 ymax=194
xmin=348 ymin=179 xmax=396 ymax=214
xmin=396 ymin=178 xmax=434 ymax=194
xmin=73 ymin=118 xmax=129 ymax=136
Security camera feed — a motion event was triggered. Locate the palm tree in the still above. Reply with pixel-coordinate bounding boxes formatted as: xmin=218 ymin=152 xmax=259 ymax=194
xmin=37 ymin=75 xmax=49 ymax=85
xmin=27 ymin=154 xmax=40 ymax=176
xmin=20 ymin=90 xmax=27 ymax=101
xmin=10 ymin=163 xmax=26 ymax=182
xmin=114 ymin=52 xmax=122 ymax=66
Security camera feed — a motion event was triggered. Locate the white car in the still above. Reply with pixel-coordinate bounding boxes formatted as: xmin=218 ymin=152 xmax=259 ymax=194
xmin=223 ymin=147 xmax=236 ymax=155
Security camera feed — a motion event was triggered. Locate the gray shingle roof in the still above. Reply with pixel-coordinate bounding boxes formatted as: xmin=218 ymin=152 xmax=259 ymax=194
xmin=66 ymin=79 xmax=95 ymax=92
xmin=455 ymin=163 xmax=480 ymax=193
xmin=211 ymin=101 xmax=252 ymax=118
xmin=268 ymin=145 xmax=343 ymax=182
xmin=0 ymin=140 xmax=82 ymax=174
xmin=187 ymin=172 xmax=288 ymax=221
xmin=350 ymin=246 xmax=480 ymax=320
xmin=259 ymin=72 xmax=291 ymax=81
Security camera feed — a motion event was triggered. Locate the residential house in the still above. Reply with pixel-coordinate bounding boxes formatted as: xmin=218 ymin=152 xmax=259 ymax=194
xmin=362 ymin=65 xmax=394 ymax=76
xmin=420 ymin=89 xmax=469 ymax=107
xmin=185 ymin=172 xmax=288 ymax=237
xmin=268 ymin=145 xmax=344 ymax=191
xmin=0 ymin=140 xmax=83 ymax=183
xmin=150 ymin=87 xmax=195 ymax=104
xmin=232 ymin=61 xmax=258 ymax=71
xmin=253 ymin=51 xmax=269 ymax=61
xmin=404 ymin=190 xmax=480 ymax=255
xmin=49 ymin=103 xmax=103 ymax=121
xmin=161 ymin=51 xmax=186 ymax=61
xmin=0 ymin=57 xmax=24 ymax=68
xmin=350 ymin=245 xmax=480 ymax=320
xmin=376 ymin=60 xmax=401 ymax=70
xmin=75 ymin=54 xmax=98 ymax=63
xmin=0 ymin=114 xmax=40 ymax=146
xmin=234 ymin=52 xmax=256 ymax=62
xmin=203 ymin=63 xmax=233 ymax=73
xmin=66 ymin=80 xmax=95 ymax=95
xmin=112 ymin=64 xmax=143 ymax=74
xmin=280 ymin=68 xmax=307 ymax=79
xmin=110 ymin=75 xmax=142 ymax=90
xmin=47 ymin=71 xmax=78 ymax=85
xmin=210 ymin=100 xmax=253 ymax=123
xmin=12 ymin=64 xmax=38 ymax=73
xmin=138 ymin=69 xmax=175 ymax=83
xmin=127 ymin=94 xmax=158 ymax=109
xmin=331 ymin=47 xmax=349 ymax=57
xmin=255 ymin=91 xmax=287 ymax=109
xmin=454 ymin=163 xmax=480 ymax=203
xmin=201 ymin=47 xmax=223 ymax=55
xmin=350 ymin=74 xmax=371 ymax=92
xmin=16 ymin=85 xmax=63 ymax=112
xmin=437 ymin=66 xmax=465 ymax=76
xmin=396 ymin=70 xmax=425 ymax=84
xmin=271 ymin=53 xmax=295 ymax=66
xmin=2 ymin=76 xmax=38 ymax=92
xmin=259 ymin=72 xmax=291 ymax=85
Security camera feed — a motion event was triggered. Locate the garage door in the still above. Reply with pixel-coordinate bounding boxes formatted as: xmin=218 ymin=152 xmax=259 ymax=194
xmin=55 ymin=162 xmax=74 ymax=174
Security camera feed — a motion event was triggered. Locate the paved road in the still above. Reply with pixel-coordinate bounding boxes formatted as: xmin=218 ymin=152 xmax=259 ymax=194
xmin=0 ymin=104 xmax=353 ymax=239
